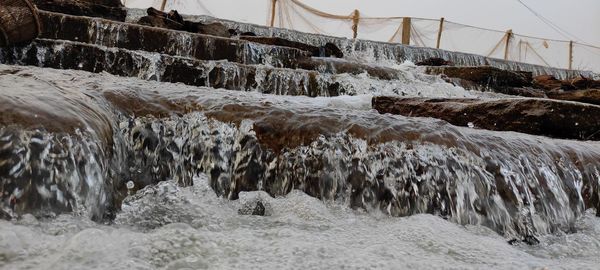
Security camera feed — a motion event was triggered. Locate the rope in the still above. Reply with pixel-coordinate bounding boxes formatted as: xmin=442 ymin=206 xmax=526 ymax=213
xmin=289 ymin=0 xmax=351 ymax=20
xmin=486 ymin=34 xmax=507 ymax=57
xmin=523 ymin=41 xmax=552 ymax=67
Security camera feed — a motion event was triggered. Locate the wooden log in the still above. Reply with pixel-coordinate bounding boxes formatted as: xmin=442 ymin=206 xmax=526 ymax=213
xmin=402 ymin=17 xmax=411 ymax=45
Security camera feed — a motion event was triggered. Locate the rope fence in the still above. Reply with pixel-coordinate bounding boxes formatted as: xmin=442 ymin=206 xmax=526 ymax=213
xmin=123 ymin=0 xmax=600 ymax=73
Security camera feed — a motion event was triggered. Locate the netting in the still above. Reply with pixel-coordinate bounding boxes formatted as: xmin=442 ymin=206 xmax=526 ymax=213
xmin=122 ymin=0 xmax=600 ymax=73
xmin=0 ymin=0 xmax=40 ymax=46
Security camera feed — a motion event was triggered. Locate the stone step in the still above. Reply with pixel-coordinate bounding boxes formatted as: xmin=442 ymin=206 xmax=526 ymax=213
xmin=0 ymin=39 xmax=348 ymax=97
xmin=38 ymin=11 xmax=311 ymax=69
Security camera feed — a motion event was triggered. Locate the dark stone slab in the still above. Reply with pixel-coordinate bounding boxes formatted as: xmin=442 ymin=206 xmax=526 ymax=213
xmin=372 ymin=96 xmax=600 ymax=141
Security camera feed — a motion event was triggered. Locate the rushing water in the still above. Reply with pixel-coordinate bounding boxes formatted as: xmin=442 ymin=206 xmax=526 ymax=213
xmin=1 ymin=176 xmax=600 ymax=269
xmin=1 ymin=64 xmax=600 ymax=269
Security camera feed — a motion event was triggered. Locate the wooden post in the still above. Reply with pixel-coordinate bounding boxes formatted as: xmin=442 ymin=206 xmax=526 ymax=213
xmin=160 ymin=0 xmax=168 ymax=11
xmin=504 ymin=29 xmax=513 ymax=60
xmin=568 ymin=40 xmax=573 ymax=70
xmin=436 ymin=17 xmax=444 ymax=49
xmin=402 ymin=17 xmax=411 ymax=45
xmin=269 ymin=0 xmax=277 ymax=27
xmin=351 ymin=9 xmax=360 ymax=39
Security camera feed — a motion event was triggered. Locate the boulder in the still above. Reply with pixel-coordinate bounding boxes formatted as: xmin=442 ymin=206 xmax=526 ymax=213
xmin=137 ymin=7 xmax=185 ymax=30
xmin=32 ymin=0 xmax=126 ymax=21
xmin=238 ymin=200 xmax=271 ymax=216
xmin=372 ymin=96 xmax=600 ymax=141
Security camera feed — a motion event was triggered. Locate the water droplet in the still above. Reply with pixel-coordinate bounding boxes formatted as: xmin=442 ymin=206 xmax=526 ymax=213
xmin=126 ymin=181 xmax=135 ymax=190
xmin=467 ymin=122 xmax=475 ymax=128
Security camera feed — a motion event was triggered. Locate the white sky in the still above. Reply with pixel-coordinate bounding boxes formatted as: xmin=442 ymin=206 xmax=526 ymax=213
xmin=130 ymin=0 xmax=600 ymax=46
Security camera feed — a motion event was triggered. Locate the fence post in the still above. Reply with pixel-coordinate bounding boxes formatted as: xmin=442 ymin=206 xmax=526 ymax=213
xmin=269 ymin=0 xmax=278 ymax=27
xmin=568 ymin=41 xmax=573 ymax=70
xmin=402 ymin=17 xmax=411 ymax=45
xmin=504 ymin=29 xmax=513 ymax=60
xmin=160 ymin=0 xmax=168 ymax=11
xmin=352 ymin=9 xmax=360 ymax=39
xmin=436 ymin=17 xmax=444 ymax=49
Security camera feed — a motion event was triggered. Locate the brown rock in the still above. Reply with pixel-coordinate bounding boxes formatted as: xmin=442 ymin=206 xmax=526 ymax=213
xmin=547 ymin=89 xmax=600 ymax=106
xmin=500 ymin=87 xmax=547 ymax=98
xmin=185 ymin=22 xmax=232 ymax=38
xmin=372 ymin=96 xmax=600 ymax=141
xmin=532 ymin=75 xmax=562 ymax=90
xmin=533 ymin=75 xmax=600 ymax=91
xmin=563 ymin=75 xmax=600 ymax=90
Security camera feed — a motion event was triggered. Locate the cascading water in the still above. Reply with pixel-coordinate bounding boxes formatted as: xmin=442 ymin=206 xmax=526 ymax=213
xmin=139 ymin=10 xmax=594 ymax=80
xmin=1 ymin=9 xmax=599 ymax=269
xmin=1 ymin=64 xmax=600 ymax=269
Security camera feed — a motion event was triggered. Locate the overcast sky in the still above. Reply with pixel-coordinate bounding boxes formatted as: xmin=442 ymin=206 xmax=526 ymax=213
xmin=132 ymin=0 xmax=600 ymax=46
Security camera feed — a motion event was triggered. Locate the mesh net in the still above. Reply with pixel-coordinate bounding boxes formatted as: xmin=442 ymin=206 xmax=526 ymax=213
xmin=275 ymin=0 xmax=354 ymax=38
xmin=123 ymin=0 xmax=600 ymax=73
xmin=572 ymin=43 xmax=600 ymax=73
xmin=0 ymin=0 xmax=40 ymax=46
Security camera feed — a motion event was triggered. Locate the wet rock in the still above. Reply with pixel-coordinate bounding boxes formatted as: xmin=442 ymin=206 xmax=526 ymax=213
xmin=136 ymin=8 xmax=231 ymax=37
xmin=547 ymin=89 xmax=600 ymax=106
xmin=186 ymin=22 xmax=231 ymax=38
xmin=426 ymin=66 xmax=533 ymax=89
xmin=238 ymin=200 xmax=269 ymax=216
xmin=562 ymin=75 xmax=600 ymax=90
xmin=415 ymin=57 xmax=453 ymax=66
xmin=532 ymin=75 xmax=562 ymax=90
xmin=137 ymin=15 xmax=184 ymax=30
xmin=533 ymin=75 xmax=600 ymax=91
xmin=496 ymin=87 xmax=546 ymax=98
xmin=322 ymin=42 xmax=344 ymax=58
xmin=32 ymin=0 xmax=126 ymax=21
xmin=508 ymin=235 xmax=539 ymax=246
xmin=137 ymin=8 xmax=184 ymax=31
xmin=372 ymin=96 xmax=600 ymax=141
